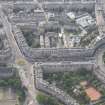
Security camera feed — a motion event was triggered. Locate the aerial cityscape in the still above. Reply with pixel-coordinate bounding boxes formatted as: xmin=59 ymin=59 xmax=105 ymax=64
xmin=0 ymin=0 xmax=105 ymax=105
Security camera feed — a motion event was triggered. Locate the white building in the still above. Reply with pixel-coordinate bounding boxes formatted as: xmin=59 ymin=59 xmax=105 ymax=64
xmin=76 ymin=13 xmax=95 ymax=28
xmin=67 ymin=12 xmax=75 ymax=20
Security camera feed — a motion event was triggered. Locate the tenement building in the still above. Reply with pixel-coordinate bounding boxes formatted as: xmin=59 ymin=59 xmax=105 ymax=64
xmin=0 ymin=0 xmax=104 ymax=105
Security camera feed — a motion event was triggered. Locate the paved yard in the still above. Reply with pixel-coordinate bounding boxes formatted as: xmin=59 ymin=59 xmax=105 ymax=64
xmin=0 ymin=100 xmax=18 ymax=105
xmin=0 ymin=87 xmax=18 ymax=105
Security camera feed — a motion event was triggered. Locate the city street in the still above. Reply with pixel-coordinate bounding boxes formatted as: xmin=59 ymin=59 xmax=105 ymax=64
xmin=0 ymin=6 xmax=38 ymax=105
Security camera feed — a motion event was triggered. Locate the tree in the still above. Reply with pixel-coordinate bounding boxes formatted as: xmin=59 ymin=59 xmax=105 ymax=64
xmin=47 ymin=97 xmax=56 ymax=105
xmin=36 ymin=93 xmax=47 ymax=104
xmin=17 ymin=89 xmax=25 ymax=103
xmin=36 ymin=93 xmax=62 ymax=105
